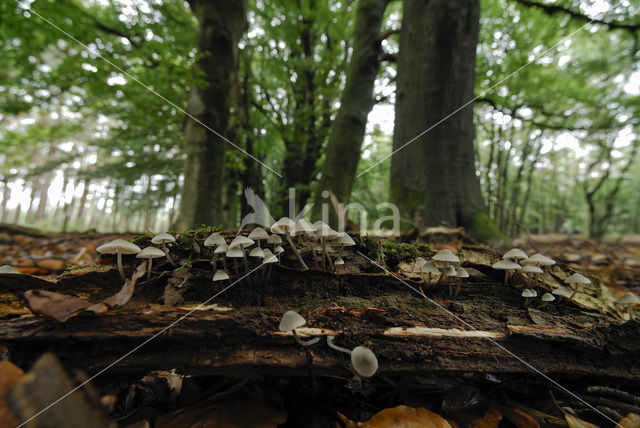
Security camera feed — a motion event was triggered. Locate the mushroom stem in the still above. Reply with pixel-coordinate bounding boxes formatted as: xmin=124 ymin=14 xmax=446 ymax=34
xmin=304 ymin=237 xmax=319 ymax=268
xmin=569 ymin=285 xmax=579 ymax=301
xmin=242 ymin=250 xmax=249 ymax=273
xmin=326 ymin=335 xmax=352 ymax=355
xmin=162 ymin=244 xmax=178 ymax=267
xmin=503 ymin=271 xmax=508 ymax=286
xmin=286 ymin=232 xmax=308 ymax=270
xmin=222 ymin=257 xmax=228 ymax=272
xmin=292 ymin=329 xmax=320 ymax=347
xmin=233 ymin=259 xmax=240 ymax=277
xmin=629 ymin=305 xmax=634 ymax=320
xmin=116 ymin=250 xmax=126 ymax=281
xmin=321 ymin=237 xmax=327 ymax=270
xmin=455 ymin=281 xmax=462 ymax=298
xmin=146 ymin=257 xmax=153 ymax=281
xmin=448 ymin=283 xmax=453 ymax=299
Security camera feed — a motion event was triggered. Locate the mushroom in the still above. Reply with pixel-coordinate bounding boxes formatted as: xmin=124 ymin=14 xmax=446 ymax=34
xmin=271 ymin=217 xmax=308 ymax=270
xmin=331 ymin=232 xmax=356 ymax=262
xmin=0 ymin=265 xmax=21 ymax=274
xmin=96 ymin=239 xmax=141 ymax=281
xmin=521 ymin=264 xmax=543 ymax=286
xmin=442 ymin=265 xmax=457 ymax=297
xmin=492 ymin=259 xmax=522 ymax=286
xmin=226 ymin=245 xmax=244 ymax=277
xmin=262 ymin=248 xmax=279 ymax=283
xmin=266 ymin=233 xmax=282 ymax=252
xmin=248 ymin=227 xmax=269 ymax=248
xmin=421 ymin=261 xmax=440 ymax=284
xmin=454 ymin=266 xmax=469 ymax=297
xmin=552 ymin=286 xmax=573 ymax=303
xmin=136 ymin=246 xmax=166 ymax=280
xmin=326 ymin=336 xmax=378 ymax=379
xmin=214 ymin=243 xmax=229 ymax=272
xmin=212 ymin=270 xmax=230 ymax=282
xmin=521 ymin=288 xmax=536 ymax=306
xmin=432 ymin=249 xmax=460 ymax=285
xmin=314 ymin=222 xmax=341 ymax=269
xmin=522 ymin=253 xmax=555 ymax=266
xmin=503 ymin=248 xmax=528 ymax=263
xmin=249 ymin=247 xmax=265 ymax=259
xmin=204 ymin=232 xmax=226 ymax=270
xmin=229 ymin=235 xmax=254 ymax=273
xmin=616 ymin=292 xmax=640 ymax=320
xmin=292 ymin=219 xmax=319 ymax=267
xmin=334 ymin=257 xmax=345 ymax=265
xmin=539 ymin=292 xmax=555 ymax=308
xmin=414 ymin=257 xmax=427 ymax=272
xmin=151 ymin=233 xmax=177 ymax=267
xmin=564 ymin=273 xmax=591 ymax=300
xmin=279 ymin=310 xmax=319 ymax=346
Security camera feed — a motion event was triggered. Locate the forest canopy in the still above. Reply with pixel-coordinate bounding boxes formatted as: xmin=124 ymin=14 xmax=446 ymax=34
xmin=1 ymin=0 xmax=639 ymax=239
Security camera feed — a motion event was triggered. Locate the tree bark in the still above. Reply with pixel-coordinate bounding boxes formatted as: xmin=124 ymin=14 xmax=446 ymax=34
xmin=175 ymin=0 xmax=247 ymax=231
xmin=390 ymin=0 xmax=499 ymax=238
xmin=311 ymin=0 xmax=390 ymax=225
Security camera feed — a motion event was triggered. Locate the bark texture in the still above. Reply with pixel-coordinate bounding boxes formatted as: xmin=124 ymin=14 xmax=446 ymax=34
xmin=390 ymin=0 xmax=496 ymax=237
xmin=175 ymin=0 xmax=247 ymax=231
xmin=311 ymin=0 xmax=390 ymax=225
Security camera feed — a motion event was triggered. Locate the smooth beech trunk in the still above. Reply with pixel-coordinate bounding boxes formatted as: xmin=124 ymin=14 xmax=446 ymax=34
xmin=175 ymin=0 xmax=247 ymax=231
xmin=311 ymin=0 xmax=390 ymax=226
xmin=390 ymin=0 xmax=499 ymax=238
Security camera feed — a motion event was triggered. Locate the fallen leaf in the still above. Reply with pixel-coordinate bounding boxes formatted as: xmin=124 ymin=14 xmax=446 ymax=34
xmin=565 ymin=413 xmax=600 ymax=428
xmin=0 ymin=361 xmax=25 ymax=428
xmin=338 ymin=405 xmax=452 ymax=428
xmin=470 ymin=406 xmax=502 ymax=428
xmin=618 ymin=413 xmax=640 ymax=428
xmin=24 ymin=262 xmax=145 ymax=322
xmin=496 ymin=405 xmax=539 ymax=428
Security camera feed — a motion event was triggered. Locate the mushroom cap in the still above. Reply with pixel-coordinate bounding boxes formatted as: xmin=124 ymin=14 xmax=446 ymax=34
xmin=443 ymin=265 xmax=457 ymax=277
xmin=274 ymin=245 xmax=285 ymax=254
xmin=0 ymin=265 xmax=21 ymax=274
xmin=214 ymin=243 xmax=229 ymax=254
xmin=226 ymin=246 xmax=244 ymax=258
xmin=541 ymin=293 xmax=555 ymax=302
xmin=229 ymin=235 xmax=254 ymax=249
xmin=97 ymin=239 xmax=141 ymax=255
xmin=521 ymin=289 xmax=535 ymax=298
xmin=552 ymin=286 xmax=573 ymax=297
xmin=616 ymin=292 xmax=640 ymax=304
xmin=503 ymin=248 xmax=528 ymax=260
xmin=291 ymin=219 xmax=317 ymax=236
xmin=212 ymin=270 xmax=230 ymax=281
xmin=204 ymin=233 xmax=226 ymax=247
xmin=351 ymin=346 xmax=378 ymax=378
xmin=279 ymin=310 xmax=306 ymax=331
xmin=455 ymin=267 xmax=469 ymax=278
xmin=432 ymin=249 xmax=459 ymax=263
xmin=263 ymin=252 xmax=279 ymax=264
xmin=266 ymin=234 xmax=282 ymax=244
xmin=334 ymin=257 xmax=345 ymax=265
xmin=151 ymin=233 xmax=176 ymax=245
xmin=315 ymin=223 xmax=341 ymax=239
xmin=564 ymin=273 xmax=591 ymax=285
xmin=136 ymin=246 xmax=166 ymax=259
xmin=271 ymin=217 xmax=295 ymax=234
xmin=248 ymin=227 xmax=269 ymax=241
xmin=414 ymin=257 xmax=427 ymax=270
xmin=521 ymin=264 xmax=543 ymax=274
xmin=332 ymin=232 xmax=356 ymax=246
xmin=522 ymin=253 xmax=555 ymax=266
xmin=249 ymin=247 xmax=265 ymax=258
xmin=492 ymin=259 xmax=521 ymax=270
xmin=421 ymin=261 xmax=440 ymax=274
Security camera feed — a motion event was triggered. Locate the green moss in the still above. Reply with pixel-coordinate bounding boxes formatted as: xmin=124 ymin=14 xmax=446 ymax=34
xmin=472 ymin=211 xmax=504 ymax=240
xmin=130 ymin=235 xmax=152 ymax=247
xmin=381 ymin=241 xmax=432 ymax=259
xmin=178 ymin=225 xmax=223 ymax=242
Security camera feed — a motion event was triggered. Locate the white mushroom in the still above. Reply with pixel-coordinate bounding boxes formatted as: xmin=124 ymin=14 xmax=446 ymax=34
xmin=136 ymin=246 xmax=166 ymax=280
xmin=151 ymin=233 xmax=177 ymax=267
xmin=97 ymin=239 xmax=141 ymax=281
xmin=492 ymin=259 xmax=522 ymax=286
xmin=271 ymin=217 xmax=308 ymax=270
xmin=212 ymin=270 xmax=230 ymax=282
xmin=0 ymin=265 xmax=21 ymax=274
xmin=616 ymin=292 xmax=640 ymax=320
xmin=351 ymin=346 xmax=378 ymax=378
xmin=420 ymin=261 xmax=440 ymax=284
xmin=454 ymin=266 xmax=469 ymax=297
xmin=279 ymin=310 xmax=319 ymax=346
xmin=540 ymin=292 xmax=555 ymax=308
xmin=503 ymin=248 xmax=528 ymax=262
xmin=564 ymin=273 xmax=591 ymax=300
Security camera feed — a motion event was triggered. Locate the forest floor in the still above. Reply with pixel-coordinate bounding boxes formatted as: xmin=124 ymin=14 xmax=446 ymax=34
xmin=1 ymin=223 xmax=639 ymax=428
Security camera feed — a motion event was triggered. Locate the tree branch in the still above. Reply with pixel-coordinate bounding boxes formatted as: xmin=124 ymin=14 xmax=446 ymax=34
xmin=511 ymin=0 xmax=640 ymax=33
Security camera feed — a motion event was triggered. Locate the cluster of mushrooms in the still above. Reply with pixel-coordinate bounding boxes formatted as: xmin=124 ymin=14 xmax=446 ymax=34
xmin=201 ymin=218 xmax=357 ymax=284
xmin=96 ymin=233 xmax=177 ymax=281
xmin=413 ymin=249 xmax=469 ymax=298
xmin=279 ymin=310 xmax=378 ymax=384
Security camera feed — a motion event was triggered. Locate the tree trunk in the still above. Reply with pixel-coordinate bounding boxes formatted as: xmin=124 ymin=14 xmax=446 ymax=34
xmin=311 ymin=0 xmax=390 ymax=225
xmin=390 ymin=0 xmax=498 ymax=239
xmin=175 ymin=0 xmax=247 ymax=231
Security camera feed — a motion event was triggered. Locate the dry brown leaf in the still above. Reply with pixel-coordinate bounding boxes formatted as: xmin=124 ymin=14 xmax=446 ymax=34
xmin=338 ymin=405 xmax=452 ymax=428
xmin=155 ymin=396 xmax=286 ymax=428
xmin=0 ymin=361 xmax=25 ymax=428
xmin=24 ymin=262 xmax=145 ymax=322
xmin=618 ymin=413 xmax=640 ymax=428
xmin=496 ymin=405 xmax=539 ymax=428
xmin=470 ymin=406 xmax=503 ymax=428
xmin=565 ymin=413 xmax=600 ymax=428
